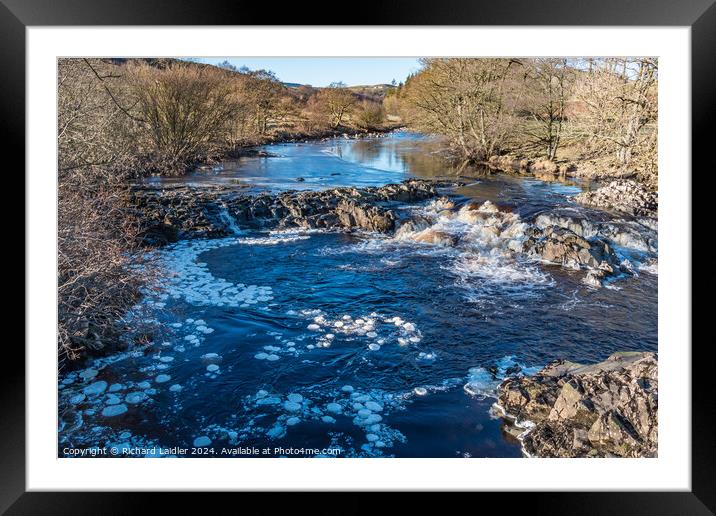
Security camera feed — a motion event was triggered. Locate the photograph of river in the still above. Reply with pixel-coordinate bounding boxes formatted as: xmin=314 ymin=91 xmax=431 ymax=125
xmin=58 ymin=57 xmax=658 ymax=459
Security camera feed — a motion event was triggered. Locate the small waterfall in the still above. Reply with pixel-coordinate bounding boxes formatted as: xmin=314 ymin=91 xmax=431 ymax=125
xmin=218 ymin=206 xmax=242 ymax=235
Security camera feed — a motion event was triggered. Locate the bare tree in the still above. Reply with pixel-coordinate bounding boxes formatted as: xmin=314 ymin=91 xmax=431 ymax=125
xmin=58 ymin=59 xmax=149 ymax=364
xmin=126 ymin=61 xmax=241 ymax=173
xmin=570 ymin=57 xmax=658 ymax=171
xmin=402 ymin=58 xmax=522 ymax=161
xmin=314 ymin=82 xmax=357 ymax=128
xmin=518 ymin=58 xmax=573 ymax=160
xmin=240 ymin=69 xmax=283 ymax=136
xmin=58 ymin=59 xmax=142 ymax=172
xmin=400 ymin=57 xmax=657 ymax=180
xmin=354 ymin=100 xmax=385 ymax=130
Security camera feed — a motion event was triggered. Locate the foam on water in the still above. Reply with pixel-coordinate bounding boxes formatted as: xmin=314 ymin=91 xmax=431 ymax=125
xmin=217 ymin=206 xmax=243 ymax=235
xmin=464 ymin=356 xmax=542 ymax=399
xmin=238 ymin=385 xmax=413 ymax=456
xmin=451 ymin=253 xmax=553 ymax=292
xmin=293 ymin=309 xmax=423 ymax=356
xmin=415 ymin=201 xmax=553 ymax=302
xmin=140 ymin=237 xmax=276 ymax=309
xmin=154 ymin=374 xmax=504 ymax=457
xmin=638 ymin=259 xmax=658 ymax=275
xmin=322 ymin=200 xmax=556 ymax=305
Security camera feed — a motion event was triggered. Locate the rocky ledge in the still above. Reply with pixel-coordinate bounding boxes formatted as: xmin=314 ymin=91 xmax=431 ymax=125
xmin=522 ymin=225 xmax=620 ymax=288
xmin=392 ymin=197 xmax=655 ymax=288
xmin=133 ymin=178 xmax=656 ymax=288
xmin=486 ymin=154 xmax=576 ymax=176
xmin=496 ymin=352 xmax=657 ymax=458
xmin=133 ymin=179 xmax=444 ymax=245
xmin=521 ymin=210 xmax=657 ymax=288
xmin=573 ymin=180 xmax=658 ymax=218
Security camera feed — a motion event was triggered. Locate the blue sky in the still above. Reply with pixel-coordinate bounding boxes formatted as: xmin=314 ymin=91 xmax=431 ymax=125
xmin=189 ymin=57 xmax=423 ymax=87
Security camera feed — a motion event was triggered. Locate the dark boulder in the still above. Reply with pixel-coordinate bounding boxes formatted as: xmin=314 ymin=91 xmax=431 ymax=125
xmin=523 ymin=225 xmax=617 ymax=273
xmin=131 ymin=179 xmax=440 ymax=242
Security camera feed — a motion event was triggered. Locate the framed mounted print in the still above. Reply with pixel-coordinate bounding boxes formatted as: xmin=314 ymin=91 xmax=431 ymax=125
xmin=6 ymin=0 xmax=712 ymax=511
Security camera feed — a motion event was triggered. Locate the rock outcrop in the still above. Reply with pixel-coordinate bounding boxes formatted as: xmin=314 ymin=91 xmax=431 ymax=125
xmin=573 ymin=180 xmax=658 ymax=218
xmin=132 ymin=178 xmax=656 ymax=290
xmin=486 ymin=155 xmax=575 ymax=176
xmin=534 ymin=211 xmax=657 ymax=253
xmin=521 ymin=207 xmax=659 ymax=287
xmin=496 ymin=352 xmax=658 ymax=458
xmin=522 ymin=225 xmax=622 ymax=287
xmin=523 ymin=225 xmax=616 ymax=269
xmin=132 ymin=179 xmax=442 ymax=244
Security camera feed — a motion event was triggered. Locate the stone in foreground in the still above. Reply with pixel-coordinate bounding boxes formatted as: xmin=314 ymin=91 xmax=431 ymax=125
xmin=496 ymin=352 xmax=657 ymax=458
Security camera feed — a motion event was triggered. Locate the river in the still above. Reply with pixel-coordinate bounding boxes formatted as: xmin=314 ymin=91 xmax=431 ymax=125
xmin=58 ymin=131 xmax=658 ymax=458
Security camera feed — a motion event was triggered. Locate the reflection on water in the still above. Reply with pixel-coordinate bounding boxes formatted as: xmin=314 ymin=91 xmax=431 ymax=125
xmin=143 ymin=130 xmax=581 ymax=192
xmin=329 ymin=132 xmax=458 ymax=178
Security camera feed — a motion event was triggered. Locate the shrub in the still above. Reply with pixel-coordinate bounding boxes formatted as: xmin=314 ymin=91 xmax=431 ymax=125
xmin=355 ymin=101 xmax=385 ymax=130
xmin=126 ymin=62 xmax=242 ymax=174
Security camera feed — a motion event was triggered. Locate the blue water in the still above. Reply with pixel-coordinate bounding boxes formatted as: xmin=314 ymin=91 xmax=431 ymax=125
xmin=59 ymin=132 xmax=657 ymax=458
xmin=143 ymin=131 xmax=452 ymax=192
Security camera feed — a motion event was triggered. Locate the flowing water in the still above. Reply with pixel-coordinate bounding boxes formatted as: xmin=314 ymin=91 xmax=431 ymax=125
xmin=59 ymin=132 xmax=658 ymax=458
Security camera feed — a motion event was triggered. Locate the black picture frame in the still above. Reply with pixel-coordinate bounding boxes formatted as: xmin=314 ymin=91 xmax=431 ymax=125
xmin=5 ymin=0 xmax=711 ymax=512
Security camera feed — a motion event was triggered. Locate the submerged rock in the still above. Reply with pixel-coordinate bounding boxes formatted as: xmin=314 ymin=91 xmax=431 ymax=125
xmin=572 ymin=180 xmax=658 ymax=218
xmin=412 ymin=229 xmax=459 ymax=246
xmin=496 ymin=352 xmax=657 ymax=458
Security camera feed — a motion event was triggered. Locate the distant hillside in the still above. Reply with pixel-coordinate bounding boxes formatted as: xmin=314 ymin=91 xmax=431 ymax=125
xmin=348 ymin=84 xmax=394 ymax=91
xmin=347 ymin=84 xmax=396 ymax=97
xmin=283 ymin=82 xmax=396 ymax=98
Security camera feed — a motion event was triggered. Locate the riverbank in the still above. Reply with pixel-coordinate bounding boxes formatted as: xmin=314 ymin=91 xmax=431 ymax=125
xmin=496 ymin=352 xmax=658 ymax=458
xmin=255 ymin=123 xmax=405 ymax=147
xmin=482 ymin=153 xmax=658 ymax=191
